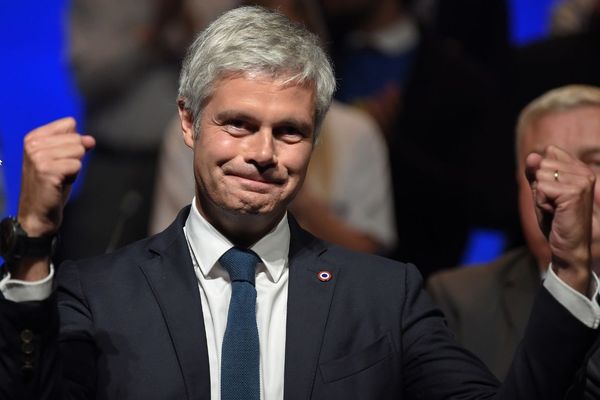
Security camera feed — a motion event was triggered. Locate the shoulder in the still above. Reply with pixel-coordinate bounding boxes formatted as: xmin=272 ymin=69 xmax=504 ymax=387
xmin=320 ymin=241 xmax=423 ymax=296
xmin=58 ymin=206 xmax=189 ymax=279
xmin=291 ymin=219 xmax=416 ymax=285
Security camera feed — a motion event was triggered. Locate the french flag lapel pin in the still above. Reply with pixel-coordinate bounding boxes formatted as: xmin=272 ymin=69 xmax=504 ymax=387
xmin=317 ymin=270 xmax=333 ymax=282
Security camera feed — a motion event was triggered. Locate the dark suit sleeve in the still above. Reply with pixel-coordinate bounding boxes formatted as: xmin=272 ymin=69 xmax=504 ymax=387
xmin=401 ymin=264 xmax=500 ymax=399
xmin=402 ymin=265 xmax=597 ymax=399
xmin=425 ymin=272 xmax=459 ymax=334
xmin=500 ymin=288 xmax=596 ymax=399
xmin=0 ymin=292 xmax=60 ymax=400
xmin=0 ymin=261 xmax=97 ymax=400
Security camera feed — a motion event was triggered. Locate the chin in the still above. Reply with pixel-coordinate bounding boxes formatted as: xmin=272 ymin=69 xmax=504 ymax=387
xmin=222 ymin=200 xmax=280 ymax=217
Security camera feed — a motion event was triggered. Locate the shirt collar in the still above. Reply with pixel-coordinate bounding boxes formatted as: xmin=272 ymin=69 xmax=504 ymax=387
xmin=184 ymin=197 xmax=290 ymax=283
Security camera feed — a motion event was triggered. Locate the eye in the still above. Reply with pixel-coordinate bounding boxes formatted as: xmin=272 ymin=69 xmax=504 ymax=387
xmin=223 ymin=119 xmax=255 ymax=136
xmin=274 ymin=125 xmax=309 ymax=143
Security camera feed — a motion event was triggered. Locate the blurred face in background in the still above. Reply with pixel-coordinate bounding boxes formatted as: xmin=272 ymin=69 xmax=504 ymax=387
xmin=517 ymin=105 xmax=600 ymax=271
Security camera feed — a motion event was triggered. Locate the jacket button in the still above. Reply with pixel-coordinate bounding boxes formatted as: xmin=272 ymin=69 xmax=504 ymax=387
xmin=21 ymin=342 xmax=34 ymax=355
xmin=22 ymin=355 xmax=33 ymax=372
xmin=20 ymin=329 xmax=34 ymax=343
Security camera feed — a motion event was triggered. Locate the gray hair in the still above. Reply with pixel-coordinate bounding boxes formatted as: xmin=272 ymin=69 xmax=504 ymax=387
xmin=178 ymin=6 xmax=336 ymax=142
xmin=516 ymin=84 xmax=600 ymax=161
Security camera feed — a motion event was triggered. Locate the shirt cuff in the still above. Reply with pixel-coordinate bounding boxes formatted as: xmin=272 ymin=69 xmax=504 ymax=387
xmin=0 ymin=264 xmax=54 ymax=302
xmin=543 ymin=265 xmax=600 ymax=329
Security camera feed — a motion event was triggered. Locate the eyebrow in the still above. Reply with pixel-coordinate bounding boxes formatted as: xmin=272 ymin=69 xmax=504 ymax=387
xmin=214 ymin=110 xmax=259 ymax=125
xmin=276 ymin=118 xmax=314 ymax=135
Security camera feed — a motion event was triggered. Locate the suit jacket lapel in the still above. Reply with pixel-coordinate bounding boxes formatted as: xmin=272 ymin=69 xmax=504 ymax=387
xmin=139 ymin=206 xmax=211 ymax=400
xmin=284 ymin=219 xmax=338 ymax=400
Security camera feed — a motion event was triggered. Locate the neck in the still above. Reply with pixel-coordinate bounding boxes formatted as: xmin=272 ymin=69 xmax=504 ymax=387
xmin=194 ymin=197 xmax=284 ymax=248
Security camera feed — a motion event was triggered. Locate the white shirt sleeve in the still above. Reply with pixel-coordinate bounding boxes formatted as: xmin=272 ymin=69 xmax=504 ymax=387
xmin=543 ymin=265 xmax=600 ymax=329
xmin=0 ymin=264 xmax=54 ymax=302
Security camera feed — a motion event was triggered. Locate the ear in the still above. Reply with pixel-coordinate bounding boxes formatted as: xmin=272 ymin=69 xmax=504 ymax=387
xmin=178 ymin=99 xmax=195 ymax=149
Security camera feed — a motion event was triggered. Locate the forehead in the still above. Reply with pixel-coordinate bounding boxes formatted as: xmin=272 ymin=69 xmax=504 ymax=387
xmin=207 ymin=75 xmax=316 ymax=117
xmin=521 ymin=106 xmax=600 ymax=159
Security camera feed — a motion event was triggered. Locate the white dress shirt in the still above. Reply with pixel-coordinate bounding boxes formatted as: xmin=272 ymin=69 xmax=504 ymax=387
xmin=184 ymin=198 xmax=289 ymax=400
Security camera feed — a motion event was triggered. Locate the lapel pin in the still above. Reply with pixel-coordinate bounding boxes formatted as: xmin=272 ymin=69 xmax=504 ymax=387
xmin=317 ymin=270 xmax=332 ymax=282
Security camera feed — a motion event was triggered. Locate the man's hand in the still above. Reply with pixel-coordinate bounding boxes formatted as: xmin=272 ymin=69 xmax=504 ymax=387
xmin=526 ymin=145 xmax=596 ymax=294
xmin=12 ymin=118 xmax=95 ymax=280
xmin=18 ymin=117 xmax=95 ymax=236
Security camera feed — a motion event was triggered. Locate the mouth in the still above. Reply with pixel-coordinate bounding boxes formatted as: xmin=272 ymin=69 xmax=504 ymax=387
xmin=226 ymin=174 xmax=284 ymax=192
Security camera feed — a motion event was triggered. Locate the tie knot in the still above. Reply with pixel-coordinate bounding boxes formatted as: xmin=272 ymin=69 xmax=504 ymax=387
xmin=219 ymin=247 xmax=260 ymax=285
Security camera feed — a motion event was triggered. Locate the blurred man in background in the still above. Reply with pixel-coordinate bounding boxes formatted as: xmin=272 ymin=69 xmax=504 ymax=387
xmin=428 ymin=84 xmax=600 ymax=398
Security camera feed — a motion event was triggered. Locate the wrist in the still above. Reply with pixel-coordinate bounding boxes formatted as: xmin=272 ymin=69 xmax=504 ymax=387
xmin=16 ymin=213 xmax=58 ymax=237
xmin=0 ymin=217 xmax=57 ymax=276
xmin=9 ymin=257 xmax=51 ymax=281
xmin=552 ymin=261 xmax=591 ymax=295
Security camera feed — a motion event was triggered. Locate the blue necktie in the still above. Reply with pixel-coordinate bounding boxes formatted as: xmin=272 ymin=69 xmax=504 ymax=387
xmin=219 ymin=247 xmax=261 ymax=400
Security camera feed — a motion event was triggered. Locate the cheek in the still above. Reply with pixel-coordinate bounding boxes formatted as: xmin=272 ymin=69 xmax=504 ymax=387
xmin=284 ymin=146 xmax=313 ymax=176
xmin=195 ymin=134 xmax=238 ymax=170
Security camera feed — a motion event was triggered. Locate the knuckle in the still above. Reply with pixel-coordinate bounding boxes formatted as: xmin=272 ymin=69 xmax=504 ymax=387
xmin=28 ymin=150 xmax=45 ymax=165
xmin=535 ymin=169 xmax=545 ymax=181
xmin=75 ymin=143 xmax=86 ymax=157
xmin=59 ymin=117 xmax=77 ymax=132
xmin=23 ymin=134 xmax=37 ymax=150
xmin=545 ymin=145 xmax=556 ymax=154
xmin=70 ymin=159 xmax=82 ymax=171
xmin=36 ymin=160 xmax=52 ymax=175
xmin=539 ymin=158 xmax=553 ymax=170
xmin=587 ymin=173 xmax=596 ymax=185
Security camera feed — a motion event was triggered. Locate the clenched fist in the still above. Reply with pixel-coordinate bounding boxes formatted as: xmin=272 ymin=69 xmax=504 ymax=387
xmin=18 ymin=117 xmax=95 ymax=238
xmin=526 ymin=145 xmax=597 ymax=294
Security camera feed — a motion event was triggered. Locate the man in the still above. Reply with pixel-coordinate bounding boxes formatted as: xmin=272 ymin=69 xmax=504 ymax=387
xmin=0 ymin=7 xmax=599 ymax=400
xmin=427 ymin=85 xmax=600 ymax=395
xmin=149 ymin=0 xmax=398 ymax=255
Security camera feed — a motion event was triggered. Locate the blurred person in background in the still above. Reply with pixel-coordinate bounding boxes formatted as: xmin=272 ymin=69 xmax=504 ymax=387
xmin=57 ymin=0 xmax=194 ymax=261
xmin=427 ymin=85 xmax=600 ymax=398
xmin=320 ymin=0 xmax=514 ymax=277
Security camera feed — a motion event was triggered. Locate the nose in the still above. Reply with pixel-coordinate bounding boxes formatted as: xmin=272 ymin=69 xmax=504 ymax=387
xmin=245 ymin=128 xmax=277 ymax=169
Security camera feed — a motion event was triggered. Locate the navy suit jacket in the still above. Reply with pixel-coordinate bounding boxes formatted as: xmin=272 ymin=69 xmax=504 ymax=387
xmin=0 ymin=206 xmax=597 ymax=399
